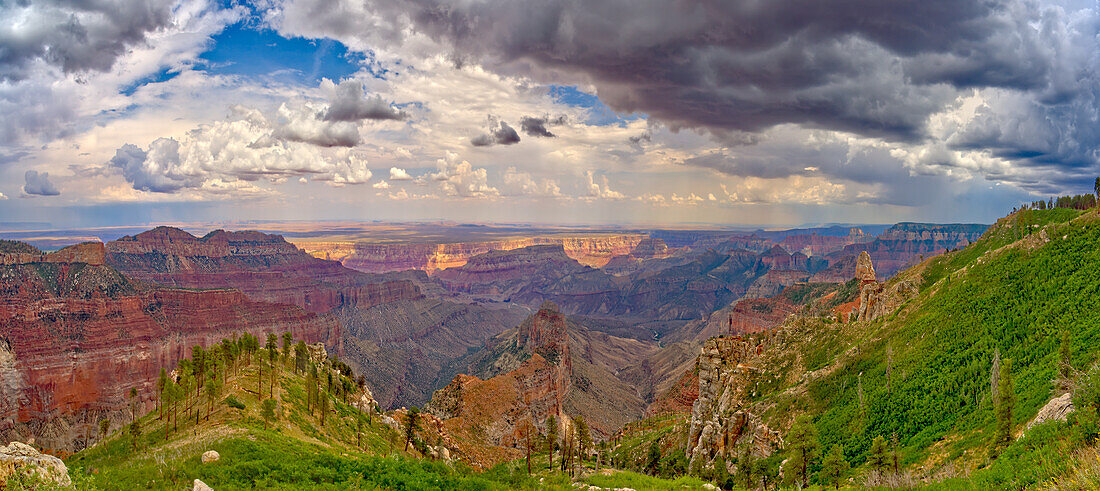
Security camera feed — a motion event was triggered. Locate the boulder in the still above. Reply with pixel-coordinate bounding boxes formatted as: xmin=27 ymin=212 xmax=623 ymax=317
xmin=1027 ymin=393 xmax=1075 ymax=430
xmin=0 ymin=441 xmax=71 ymax=487
xmin=201 ymin=450 xmax=221 ymax=463
xmin=194 ymin=478 xmax=214 ymax=490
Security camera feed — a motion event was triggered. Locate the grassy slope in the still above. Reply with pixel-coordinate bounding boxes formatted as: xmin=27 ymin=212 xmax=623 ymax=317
xmin=607 ymin=208 xmax=1096 ymax=489
xmin=64 ymin=349 xmax=712 ymax=490
xmin=752 ymin=208 xmax=1099 ymax=488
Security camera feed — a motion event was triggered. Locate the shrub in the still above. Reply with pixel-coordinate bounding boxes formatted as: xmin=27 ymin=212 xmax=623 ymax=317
xmin=225 ymin=395 xmax=245 ymax=410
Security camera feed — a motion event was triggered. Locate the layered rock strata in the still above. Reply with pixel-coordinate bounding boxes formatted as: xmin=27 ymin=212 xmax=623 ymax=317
xmin=297 ymin=234 xmax=648 ymax=273
xmin=0 ymin=242 xmax=338 ymax=452
xmin=106 ymin=227 xmax=422 ymax=313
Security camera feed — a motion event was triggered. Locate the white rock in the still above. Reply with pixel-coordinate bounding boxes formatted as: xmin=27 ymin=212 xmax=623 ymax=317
xmin=194 ymin=478 xmax=214 ymax=490
xmin=201 ymin=450 xmax=221 ymax=463
xmin=0 ymin=441 xmax=71 ymax=486
xmin=1027 ymin=393 xmax=1075 ymax=430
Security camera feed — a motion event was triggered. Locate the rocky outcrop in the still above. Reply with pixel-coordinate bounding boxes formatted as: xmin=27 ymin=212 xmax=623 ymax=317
xmin=724 ymin=296 xmax=800 ymax=336
xmin=106 ymin=227 xmax=422 ymax=313
xmin=427 ymin=305 xmax=654 ymax=465
xmin=856 ymin=251 xmax=876 ymax=283
xmin=0 ymin=441 xmax=71 ymax=486
xmin=687 ymin=337 xmax=782 ymax=469
xmin=856 ymin=252 xmax=918 ymax=323
xmin=297 ymin=234 xmax=648 ymax=273
xmin=1027 ymin=393 xmax=1075 ymax=430
xmin=0 ymin=242 xmax=106 ymax=266
xmin=0 ymin=245 xmax=339 ymax=452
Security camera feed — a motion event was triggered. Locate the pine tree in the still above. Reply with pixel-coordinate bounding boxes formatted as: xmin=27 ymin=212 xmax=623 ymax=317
xmin=266 ymin=334 xmax=278 ymax=396
xmin=192 ymin=345 xmax=205 ymax=399
xmin=157 ymin=367 xmax=167 ymax=419
xmin=995 ymin=358 xmax=1016 ymax=446
xmin=546 ymin=415 xmax=559 ymax=471
xmin=320 ymin=389 xmax=328 ymax=426
xmin=737 ymin=447 xmax=754 ymax=490
xmin=787 ymin=414 xmax=818 ymax=488
xmin=295 ymin=341 xmax=307 ymax=374
xmin=712 ymin=455 xmax=730 ymax=490
xmin=1094 ymin=176 xmax=1099 ymax=201
xmin=1060 ymin=331 xmax=1072 ymax=380
xmin=128 ymin=387 xmax=138 ymax=422
xmin=261 ymin=399 xmax=277 ymax=430
xmin=99 ymin=419 xmax=110 ymax=443
xmin=820 ymin=444 xmax=849 ymax=489
xmin=282 ymin=332 xmax=292 ymax=362
xmin=404 ymin=407 xmax=421 ymax=452
xmin=867 ymin=436 xmax=889 ymax=474
xmin=129 ymin=420 xmax=142 ymax=451
xmin=646 ymin=441 xmax=661 ymax=476
xmin=205 ymin=365 xmax=220 ymax=421
xmin=575 ymin=416 xmax=591 ymax=464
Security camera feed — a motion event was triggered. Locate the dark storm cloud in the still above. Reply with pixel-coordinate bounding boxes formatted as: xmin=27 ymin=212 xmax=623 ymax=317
xmin=0 ymin=0 xmax=175 ymax=81
xmin=471 ymin=120 xmax=521 ymax=146
xmin=357 ymin=0 xmax=1072 ymax=142
xmin=320 ymin=80 xmax=406 ymax=122
xmin=519 ymin=116 xmax=558 ymax=138
xmin=22 ymin=170 xmax=59 ymax=196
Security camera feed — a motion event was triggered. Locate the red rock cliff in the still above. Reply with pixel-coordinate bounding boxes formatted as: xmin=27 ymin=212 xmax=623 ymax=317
xmin=106 ymin=227 xmax=422 ymax=312
xmin=0 ymin=247 xmax=340 ymax=452
xmin=296 ymin=234 xmax=648 ymax=273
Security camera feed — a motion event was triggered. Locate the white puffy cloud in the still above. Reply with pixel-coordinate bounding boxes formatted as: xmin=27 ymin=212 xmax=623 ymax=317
xmin=319 ymin=154 xmax=373 ymax=185
xmin=389 ymin=167 xmax=413 ymax=180
xmin=273 ymin=102 xmax=361 ymax=147
xmin=430 ymin=152 xmax=498 ymax=197
xmin=107 ymin=101 xmax=384 ymax=196
xmin=501 ymin=166 xmax=561 ymax=197
xmin=372 ymin=180 xmax=390 ymax=189
xmin=584 ymin=170 xmax=625 ymax=200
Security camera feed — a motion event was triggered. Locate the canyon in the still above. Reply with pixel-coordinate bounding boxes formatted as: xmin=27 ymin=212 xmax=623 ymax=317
xmin=294 ymin=234 xmax=648 ymax=273
xmin=427 ymin=303 xmax=658 ymax=453
xmin=0 ymin=220 xmax=987 ymax=461
xmin=0 ymin=242 xmax=339 ymax=453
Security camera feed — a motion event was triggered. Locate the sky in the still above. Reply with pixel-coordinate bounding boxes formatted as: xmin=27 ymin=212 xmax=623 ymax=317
xmin=0 ymin=0 xmax=1097 ymax=229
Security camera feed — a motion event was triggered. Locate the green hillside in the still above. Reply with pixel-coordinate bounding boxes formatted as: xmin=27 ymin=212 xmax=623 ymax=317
xmin=48 ymin=334 xmax=711 ymax=491
xmin=612 ymin=207 xmax=1100 ymax=489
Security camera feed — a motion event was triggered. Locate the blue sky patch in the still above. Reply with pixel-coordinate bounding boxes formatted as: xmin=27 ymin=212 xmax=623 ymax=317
xmin=548 ymin=85 xmax=644 ymax=126
xmin=199 ymin=24 xmax=365 ymax=83
xmin=119 ymin=66 xmax=181 ymax=96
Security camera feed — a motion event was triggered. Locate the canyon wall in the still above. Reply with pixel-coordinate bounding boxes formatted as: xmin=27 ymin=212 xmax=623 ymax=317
xmin=0 ymin=243 xmax=339 ymax=453
xmin=427 ymin=304 xmax=654 ymax=465
xmin=827 ymin=223 xmax=987 ymax=278
xmin=295 ymin=234 xmax=648 ymax=273
xmin=106 ymin=227 xmax=423 ymax=312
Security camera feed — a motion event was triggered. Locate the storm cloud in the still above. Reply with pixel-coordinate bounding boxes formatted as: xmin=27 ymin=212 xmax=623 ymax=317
xmin=22 ymin=170 xmax=59 ymax=196
xmin=519 ymin=116 xmax=560 ymax=138
xmin=471 ymin=120 xmax=521 ymax=147
xmin=0 ymin=0 xmax=174 ymax=81
xmin=320 ymin=79 xmax=405 ymax=122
